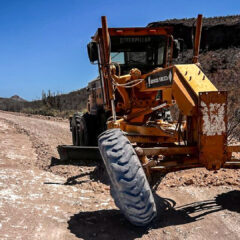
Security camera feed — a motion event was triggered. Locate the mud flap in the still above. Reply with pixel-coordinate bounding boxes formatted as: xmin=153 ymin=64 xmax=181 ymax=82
xmin=198 ymin=91 xmax=228 ymax=170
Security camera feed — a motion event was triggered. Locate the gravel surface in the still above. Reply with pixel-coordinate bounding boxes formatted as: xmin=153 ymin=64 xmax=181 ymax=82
xmin=0 ymin=111 xmax=239 ymax=240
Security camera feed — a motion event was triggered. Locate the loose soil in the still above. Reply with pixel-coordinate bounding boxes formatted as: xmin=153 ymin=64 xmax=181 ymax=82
xmin=0 ymin=111 xmax=239 ymax=240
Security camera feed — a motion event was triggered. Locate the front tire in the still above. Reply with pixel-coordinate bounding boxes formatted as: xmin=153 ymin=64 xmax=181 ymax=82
xmin=98 ymin=128 xmax=157 ymax=226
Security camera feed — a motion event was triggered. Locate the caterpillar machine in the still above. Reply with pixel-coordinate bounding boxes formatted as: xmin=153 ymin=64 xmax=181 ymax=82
xmin=58 ymin=15 xmax=240 ymax=226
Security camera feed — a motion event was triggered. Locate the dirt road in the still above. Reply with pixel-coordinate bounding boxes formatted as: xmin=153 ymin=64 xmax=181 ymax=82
xmin=0 ymin=111 xmax=239 ymax=240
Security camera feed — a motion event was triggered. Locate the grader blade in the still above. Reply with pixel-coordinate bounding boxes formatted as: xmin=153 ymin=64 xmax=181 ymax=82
xmin=57 ymin=145 xmax=102 ymax=161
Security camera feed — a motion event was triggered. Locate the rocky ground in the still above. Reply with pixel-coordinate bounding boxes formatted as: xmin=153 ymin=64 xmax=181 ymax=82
xmin=0 ymin=110 xmax=239 ymax=240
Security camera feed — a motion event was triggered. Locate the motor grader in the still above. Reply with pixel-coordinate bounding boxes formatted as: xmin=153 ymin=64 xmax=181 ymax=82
xmin=58 ymin=15 xmax=240 ymax=226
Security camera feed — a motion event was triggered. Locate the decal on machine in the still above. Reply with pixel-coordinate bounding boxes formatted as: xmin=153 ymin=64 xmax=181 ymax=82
xmin=146 ymin=69 xmax=173 ymax=88
xmin=201 ymin=102 xmax=226 ymax=136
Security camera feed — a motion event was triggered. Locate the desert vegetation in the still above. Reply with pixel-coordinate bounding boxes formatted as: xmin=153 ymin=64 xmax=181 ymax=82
xmin=0 ymin=88 xmax=88 ymax=118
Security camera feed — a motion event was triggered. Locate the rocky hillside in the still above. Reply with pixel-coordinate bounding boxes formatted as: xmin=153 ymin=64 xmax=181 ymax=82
xmin=148 ymin=15 xmax=240 ymax=50
xmin=0 ymin=96 xmax=26 ymax=112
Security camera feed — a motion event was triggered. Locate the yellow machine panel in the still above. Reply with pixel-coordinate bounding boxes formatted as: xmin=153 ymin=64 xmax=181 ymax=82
xmin=175 ymin=64 xmax=217 ymax=96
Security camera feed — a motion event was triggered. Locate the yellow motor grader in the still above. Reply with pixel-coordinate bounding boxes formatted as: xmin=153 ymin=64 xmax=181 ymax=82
xmin=58 ymin=15 xmax=240 ymax=226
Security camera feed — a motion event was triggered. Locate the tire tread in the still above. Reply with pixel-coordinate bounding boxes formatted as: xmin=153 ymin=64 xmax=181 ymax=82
xmin=98 ymin=128 xmax=157 ymax=226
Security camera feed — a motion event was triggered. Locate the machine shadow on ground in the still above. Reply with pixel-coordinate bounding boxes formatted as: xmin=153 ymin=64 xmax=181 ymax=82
xmin=48 ymin=157 xmax=110 ymax=185
xmin=50 ymin=156 xmax=98 ymax=168
xmin=67 ymin=190 xmax=240 ymax=240
xmin=49 ymin=157 xmax=168 ymax=186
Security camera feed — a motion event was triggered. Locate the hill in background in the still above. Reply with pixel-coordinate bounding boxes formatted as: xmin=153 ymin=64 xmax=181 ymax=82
xmin=0 ymin=88 xmax=88 ymax=118
xmin=10 ymin=95 xmax=27 ymax=102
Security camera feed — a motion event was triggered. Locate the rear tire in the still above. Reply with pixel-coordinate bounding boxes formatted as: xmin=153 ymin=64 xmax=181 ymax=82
xmin=98 ymin=128 xmax=157 ymax=226
xmin=71 ymin=113 xmax=96 ymax=146
xmin=71 ymin=125 xmax=77 ymax=146
xmin=75 ymin=114 xmax=88 ymax=146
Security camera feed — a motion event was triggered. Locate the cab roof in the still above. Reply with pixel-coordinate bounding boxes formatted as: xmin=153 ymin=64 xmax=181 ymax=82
xmin=92 ymin=26 xmax=174 ymax=41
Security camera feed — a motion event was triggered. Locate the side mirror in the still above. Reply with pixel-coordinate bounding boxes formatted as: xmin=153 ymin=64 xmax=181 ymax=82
xmin=87 ymin=42 xmax=98 ymax=63
xmin=172 ymin=39 xmax=181 ymax=58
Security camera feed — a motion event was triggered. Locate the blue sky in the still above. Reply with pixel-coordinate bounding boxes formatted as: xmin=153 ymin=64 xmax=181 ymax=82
xmin=0 ymin=0 xmax=239 ymax=100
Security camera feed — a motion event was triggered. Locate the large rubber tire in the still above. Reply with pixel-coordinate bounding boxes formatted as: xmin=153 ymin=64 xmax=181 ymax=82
xmin=71 ymin=123 xmax=77 ymax=146
xmin=75 ymin=114 xmax=88 ymax=146
xmin=98 ymin=128 xmax=157 ymax=226
xmin=71 ymin=113 xmax=80 ymax=146
xmin=71 ymin=113 xmax=96 ymax=146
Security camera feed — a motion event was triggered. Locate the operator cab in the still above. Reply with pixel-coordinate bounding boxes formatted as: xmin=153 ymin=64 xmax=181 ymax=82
xmin=87 ymin=24 xmax=180 ymax=111
xmin=88 ymin=26 xmax=180 ymax=75
xmin=110 ymin=35 xmax=167 ymax=74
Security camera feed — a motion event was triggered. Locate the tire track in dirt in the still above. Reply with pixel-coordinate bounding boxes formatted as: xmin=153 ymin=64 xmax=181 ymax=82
xmin=0 ymin=117 xmax=52 ymax=171
xmin=0 ymin=111 xmax=109 ymax=191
